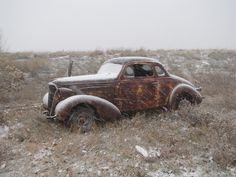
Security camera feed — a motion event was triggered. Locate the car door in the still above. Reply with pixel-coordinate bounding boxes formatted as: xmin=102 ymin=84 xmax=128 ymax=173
xmin=115 ymin=63 xmax=159 ymax=111
xmin=154 ymin=64 xmax=173 ymax=107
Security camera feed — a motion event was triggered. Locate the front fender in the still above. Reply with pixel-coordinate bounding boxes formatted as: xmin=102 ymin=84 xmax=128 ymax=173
xmin=55 ymin=95 xmax=121 ymax=121
xmin=168 ymin=84 xmax=202 ymax=109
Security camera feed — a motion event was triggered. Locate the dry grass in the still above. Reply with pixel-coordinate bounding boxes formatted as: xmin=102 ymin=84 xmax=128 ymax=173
xmin=1 ymin=102 xmax=235 ymax=176
xmin=0 ymin=49 xmax=236 ymax=176
xmin=0 ymin=57 xmax=24 ymax=102
xmin=0 ymin=55 xmax=49 ymax=103
xmin=14 ymin=58 xmax=49 ymax=77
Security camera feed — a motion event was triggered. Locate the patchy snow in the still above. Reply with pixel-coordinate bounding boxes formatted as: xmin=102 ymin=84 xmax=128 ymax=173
xmin=135 ymin=145 xmax=161 ymax=159
xmin=50 ymin=55 xmax=70 ymax=60
xmin=10 ymin=122 xmax=24 ymax=130
xmin=202 ymin=61 xmax=210 ymax=65
xmin=0 ymin=125 xmax=9 ymax=139
xmin=147 ymin=167 xmax=204 ymax=177
xmin=34 ymin=148 xmax=52 ymax=160
xmin=54 ymin=73 xmax=118 ymax=83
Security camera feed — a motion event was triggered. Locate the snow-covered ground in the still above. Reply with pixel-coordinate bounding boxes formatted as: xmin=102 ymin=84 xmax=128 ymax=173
xmin=0 ymin=49 xmax=236 ymax=176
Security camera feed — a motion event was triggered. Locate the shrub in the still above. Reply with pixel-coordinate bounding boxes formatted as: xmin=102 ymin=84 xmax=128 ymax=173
xmin=0 ymin=57 xmax=24 ymax=102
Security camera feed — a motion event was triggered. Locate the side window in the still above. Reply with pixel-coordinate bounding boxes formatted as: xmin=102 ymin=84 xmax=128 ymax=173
xmin=155 ymin=66 xmax=165 ymax=76
xmin=124 ymin=64 xmax=153 ymax=78
xmin=124 ymin=66 xmax=134 ymax=78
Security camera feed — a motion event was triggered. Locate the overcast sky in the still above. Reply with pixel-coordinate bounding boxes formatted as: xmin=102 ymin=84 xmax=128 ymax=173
xmin=0 ymin=0 xmax=235 ymax=51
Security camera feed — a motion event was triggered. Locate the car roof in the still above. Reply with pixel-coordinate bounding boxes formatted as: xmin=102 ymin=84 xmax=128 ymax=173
xmin=105 ymin=56 xmax=162 ymax=65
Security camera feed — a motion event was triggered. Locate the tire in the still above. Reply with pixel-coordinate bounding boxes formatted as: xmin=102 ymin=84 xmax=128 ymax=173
xmin=175 ymin=94 xmax=193 ymax=110
xmin=178 ymin=98 xmax=192 ymax=110
xmin=66 ymin=106 xmax=97 ymax=133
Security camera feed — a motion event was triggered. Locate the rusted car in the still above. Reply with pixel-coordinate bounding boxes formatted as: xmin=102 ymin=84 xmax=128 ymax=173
xmin=43 ymin=57 xmax=202 ymax=132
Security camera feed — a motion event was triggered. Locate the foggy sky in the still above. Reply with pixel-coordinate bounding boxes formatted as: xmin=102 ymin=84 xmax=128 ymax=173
xmin=0 ymin=0 xmax=235 ymax=51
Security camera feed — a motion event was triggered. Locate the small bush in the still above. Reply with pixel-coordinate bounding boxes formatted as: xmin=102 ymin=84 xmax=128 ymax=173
xmin=14 ymin=58 xmax=49 ymax=77
xmin=0 ymin=57 xmax=24 ymax=102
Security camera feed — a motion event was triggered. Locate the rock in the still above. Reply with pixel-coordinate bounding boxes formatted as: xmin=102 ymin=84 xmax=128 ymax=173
xmin=135 ymin=145 xmax=148 ymax=158
xmin=97 ymin=170 xmax=102 ymax=176
xmin=82 ymin=149 xmax=87 ymax=154
xmin=135 ymin=145 xmax=161 ymax=160
xmin=101 ymin=166 xmax=109 ymax=170
xmin=149 ymin=149 xmax=161 ymax=158
xmin=33 ymin=167 xmax=40 ymax=174
xmin=0 ymin=163 xmax=6 ymax=169
xmin=52 ymin=139 xmax=57 ymax=146
xmin=27 ymin=152 xmax=32 ymax=156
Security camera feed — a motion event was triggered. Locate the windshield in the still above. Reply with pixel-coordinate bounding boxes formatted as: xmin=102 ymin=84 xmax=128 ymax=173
xmin=97 ymin=63 xmax=122 ymax=77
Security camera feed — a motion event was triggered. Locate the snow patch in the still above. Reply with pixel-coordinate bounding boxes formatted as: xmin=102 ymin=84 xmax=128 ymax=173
xmin=202 ymin=61 xmax=210 ymax=65
xmin=135 ymin=145 xmax=161 ymax=159
xmin=34 ymin=148 xmax=52 ymax=160
xmin=54 ymin=73 xmax=118 ymax=83
xmin=147 ymin=167 xmax=204 ymax=177
xmin=0 ymin=125 xmax=9 ymax=139
xmin=50 ymin=55 xmax=70 ymax=60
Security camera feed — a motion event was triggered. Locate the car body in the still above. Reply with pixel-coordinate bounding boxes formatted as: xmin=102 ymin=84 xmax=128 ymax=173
xmin=43 ymin=57 xmax=202 ymax=129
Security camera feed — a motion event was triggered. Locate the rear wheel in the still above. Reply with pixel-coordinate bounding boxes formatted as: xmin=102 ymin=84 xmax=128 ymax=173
xmin=66 ymin=106 xmax=97 ymax=133
xmin=175 ymin=93 xmax=193 ymax=110
xmin=178 ymin=98 xmax=192 ymax=110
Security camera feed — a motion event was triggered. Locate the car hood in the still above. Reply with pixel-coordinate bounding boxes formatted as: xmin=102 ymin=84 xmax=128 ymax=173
xmin=170 ymin=74 xmax=194 ymax=87
xmin=53 ymin=73 xmax=117 ymax=85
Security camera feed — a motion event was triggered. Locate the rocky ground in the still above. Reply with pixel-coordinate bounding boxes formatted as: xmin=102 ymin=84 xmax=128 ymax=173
xmin=0 ymin=49 xmax=236 ymax=176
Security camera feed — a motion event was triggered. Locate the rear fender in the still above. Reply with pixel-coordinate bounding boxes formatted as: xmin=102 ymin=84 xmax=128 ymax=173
xmin=55 ymin=95 xmax=121 ymax=121
xmin=168 ymin=84 xmax=202 ymax=109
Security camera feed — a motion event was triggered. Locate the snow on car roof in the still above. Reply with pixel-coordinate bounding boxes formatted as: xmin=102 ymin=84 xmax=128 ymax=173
xmin=105 ymin=56 xmax=161 ymax=65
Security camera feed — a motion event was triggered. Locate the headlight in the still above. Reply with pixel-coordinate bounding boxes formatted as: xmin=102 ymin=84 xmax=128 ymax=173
xmin=42 ymin=92 xmax=49 ymax=108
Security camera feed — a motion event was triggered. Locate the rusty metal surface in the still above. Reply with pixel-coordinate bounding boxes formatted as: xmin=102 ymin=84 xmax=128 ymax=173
xmin=55 ymin=95 xmax=121 ymax=121
xmin=43 ymin=57 xmax=202 ymax=121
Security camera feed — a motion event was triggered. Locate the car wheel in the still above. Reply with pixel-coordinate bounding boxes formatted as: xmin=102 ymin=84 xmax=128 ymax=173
xmin=66 ymin=106 xmax=97 ymax=133
xmin=178 ymin=98 xmax=192 ymax=110
xmin=174 ymin=93 xmax=193 ymax=110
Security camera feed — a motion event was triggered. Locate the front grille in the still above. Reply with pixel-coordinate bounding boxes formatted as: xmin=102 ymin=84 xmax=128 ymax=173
xmin=48 ymin=83 xmax=57 ymax=115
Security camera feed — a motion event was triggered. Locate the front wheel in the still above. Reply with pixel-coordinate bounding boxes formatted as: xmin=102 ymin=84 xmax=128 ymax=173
xmin=171 ymin=93 xmax=194 ymax=110
xmin=66 ymin=106 xmax=97 ymax=133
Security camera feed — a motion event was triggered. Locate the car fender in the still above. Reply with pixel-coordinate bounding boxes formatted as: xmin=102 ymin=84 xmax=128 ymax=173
xmin=55 ymin=95 xmax=121 ymax=121
xmin=168 ymin=84 xmax=202 ymax=109
xmin=42 ymin=88 xmax=75 ymax=110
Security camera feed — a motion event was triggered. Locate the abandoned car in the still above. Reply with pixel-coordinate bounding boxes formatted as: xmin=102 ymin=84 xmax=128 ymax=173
xmin=43 ymin=57 xmax=202 ymax=131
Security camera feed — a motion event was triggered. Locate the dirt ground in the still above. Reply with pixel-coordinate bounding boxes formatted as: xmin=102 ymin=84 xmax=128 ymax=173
xmin=0 ymin=49 xmax=236 ymax=177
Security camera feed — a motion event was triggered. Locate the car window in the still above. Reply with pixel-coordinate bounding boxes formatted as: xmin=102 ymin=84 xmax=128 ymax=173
xmin=124 ymin=66 xmax=134 ymax=78
xmin=97 ymin=63 xmax=122 ymax=77
xmin=155 ymin=65 xmax=165 ymax=76
xmin=124 ymin=64 xmax=153 ymax=78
